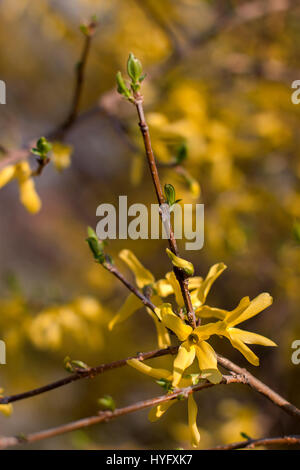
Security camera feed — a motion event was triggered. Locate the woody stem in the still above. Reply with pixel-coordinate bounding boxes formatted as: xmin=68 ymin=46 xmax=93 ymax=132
xmin=134 ymin=96 xmax=196 ymax=328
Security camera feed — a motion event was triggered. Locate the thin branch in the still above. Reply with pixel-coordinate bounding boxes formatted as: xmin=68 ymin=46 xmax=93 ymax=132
xmin=52 ymin=19 xmax=98 ymax=137
xmin=209 ymin=435 xmax=300 ymax=450
xmin=0 ymin=374 xmax=241 ymax=450
xmin=134 ymin=95 xmax=196 ymax=328
xmin=217 ymin=354 xmax=300 ymax=421
xmin=104 ymin=260 xmax=157 ymax=313
xmin=0 ymin=346 xmax=178 ymax=405
xmin=2 ymin=345 xmax=300 ymax=428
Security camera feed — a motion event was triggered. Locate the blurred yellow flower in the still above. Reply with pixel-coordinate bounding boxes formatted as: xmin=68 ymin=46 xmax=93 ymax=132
xmin=0 ymin=160 xmax=41 ymax=213
xmin=0 ymin=389 xmax=13 ymax=417
xmin=51 ymin=142 xmax=73 ymax=172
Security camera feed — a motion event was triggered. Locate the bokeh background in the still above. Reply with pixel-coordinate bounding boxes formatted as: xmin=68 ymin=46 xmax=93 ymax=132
xmin=0 ymin=0 xmax=299 ymax=449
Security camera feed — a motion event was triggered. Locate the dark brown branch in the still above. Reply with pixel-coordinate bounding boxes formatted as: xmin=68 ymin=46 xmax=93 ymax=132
xmin=209 ymin=435 xmax=300 ymax=450
xmin=0 ymin=374 xmax=241 ymax=450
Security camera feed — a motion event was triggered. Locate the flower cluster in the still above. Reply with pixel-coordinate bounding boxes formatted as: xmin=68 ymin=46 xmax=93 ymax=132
xmin=109 ymin=248 xmax=276 ymax=447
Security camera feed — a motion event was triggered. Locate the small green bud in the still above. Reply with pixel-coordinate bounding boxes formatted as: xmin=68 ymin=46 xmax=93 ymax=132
xmin=116 ymin=71 xmax=132 ymax=100
xmin=31 ymin=137 xmax=52 ymax=159
xmin=127 ymin=53 xmax=143 ymax=85
xmin=64 ymin=356 xmax=74 ymax=373
xmin=71 ymin=360 xmax=89 ymax=370
xmin=64 ymin=356 xmax=89 ymax=373
xmin=98 ymin=395 xmax=116 ymax=412
xmin=86 ymin=226 xmax=105 ymax=263
xmin=164 ymin=183 xmax=176 ymax=207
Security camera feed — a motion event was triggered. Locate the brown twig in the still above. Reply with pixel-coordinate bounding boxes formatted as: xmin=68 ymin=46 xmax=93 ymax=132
xmin=217 ymin=354 xmax=300 ymax=420
xmin=134 ymin=95 xmax=196 ymax=329
xmin=53 ymin=19 xmax=98 ymax=137
xmin=0 ymin=346 xmax=178 ymax=405
xmin=209 ymin=435 xmax=300 ymax=450
xmin=0 ymin=374 xmax=241 ymax=450
xmin=104 ymin=259 xmax=157 ymax=313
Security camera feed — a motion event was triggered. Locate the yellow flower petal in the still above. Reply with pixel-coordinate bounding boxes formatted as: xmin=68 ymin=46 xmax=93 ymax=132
xmin=223 ymin=297 xmax=251 ymax=325
xmin=226 ymin=330 xmax=260 ymax=366
xmin=52 ymin=142 xmax=73 ymax=172
xmin=173 ymin=341 xmax=196 ymax=387
xmin=228 ymin=328 xmax=277 ymax=347
xmin=195 ymin=341 xmax=222 ymax=384
xmin=196 ymin=305 xmax=227 ymax=320
xmin=119 ymin=249 xmax=155 ymax=288
xmin=148 ymin=401 xmax=175 ymax=422
xmin=196 ymin=263 xmax=226 ymax=305
xmin=166 ymin=271 xmax=184 ymax=307
xmin=0 ymin=165 xmax=15 ymax=188
xmin=188 ymin=277 xmax=203 ymax=290
xmin=166 ymin=248 xmax=194 ymax=276
xmin=147 ymin=309 xmax=171 ymax=348
xmin=188 ymin=394 xmax=200 ymax=447
xmin=157 ymin=303 xmax=192 ymax=341
xmin=0 ymin=389 xmax=13 ymax=417
xmin=228 ymin=293 xmax=273 ymax=327
xmin=0 ymin=403 xmax=13 ymax=417
xmin=18 ymin=178 xmax=41 ymax=213
xmin=193 ymin=321 xmax=224 ymax=341
xmin=108 ymin=293 xmax=142 ymax=330
xmin=127 ymin=358 xmax=171 ymax=380
xmin=15 ymin=160 xmax=31 ymax=180
xmin=155 ymin=277 xmax=174 ymax=298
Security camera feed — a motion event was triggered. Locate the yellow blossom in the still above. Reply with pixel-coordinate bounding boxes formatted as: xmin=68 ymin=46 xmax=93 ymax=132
xmin=0 ymin=165 xmax=16 ymax=188
xmin=15 ymin=161 xmax=41 ymax=213
xmin=51 ymin=142 xmax=73 ymax=172
xmin=196 ymin=293 xmax=276 ymax=365
xmin=0 ymin=160 xmax=41 ymax=213
xmin=127 ymin=358 xmax=201 ymax=447
xmin=0 ymin=388 xmax=13 ymax=417
xmin=155 ymin=303 xmax=222 ymax=386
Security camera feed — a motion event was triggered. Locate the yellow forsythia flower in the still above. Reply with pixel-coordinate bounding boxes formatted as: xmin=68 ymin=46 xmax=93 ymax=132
xmin=0 ymin=165 xmax=16 ymax=188
xmin=0 ymin=389 xmax=13 ymax=417
xmin=15 ymin=161 xmax=41 ymax=213
xmin=196 ymin=293 xmax=276 ymax=366
xmin=52 ymin=142 xmax=73 ymax=172
xmin=155 ymin=303 xmax=222 ymax=386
